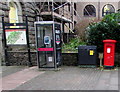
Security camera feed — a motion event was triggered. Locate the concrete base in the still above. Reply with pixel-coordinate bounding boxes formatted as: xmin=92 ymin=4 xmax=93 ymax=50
xmin=104 ymin=66 xmax=114 ymax=69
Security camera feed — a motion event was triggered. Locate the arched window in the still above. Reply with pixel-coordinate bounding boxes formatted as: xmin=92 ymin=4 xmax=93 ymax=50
xmin=84 ymin=5 xmax=96 ymax=17
xmin=9 ymin=2 xmax=19 ymax=23
xmin=102 ymin=4 xmax=115 ymax=16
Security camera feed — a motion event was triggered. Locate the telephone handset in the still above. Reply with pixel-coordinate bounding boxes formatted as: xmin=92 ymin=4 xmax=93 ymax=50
xmin=44 ymin=36 xmax=51 ymax=45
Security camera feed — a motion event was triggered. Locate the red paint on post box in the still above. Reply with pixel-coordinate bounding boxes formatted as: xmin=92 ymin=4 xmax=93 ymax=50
xmin=103 ymin=39 xmax=117 ymax=67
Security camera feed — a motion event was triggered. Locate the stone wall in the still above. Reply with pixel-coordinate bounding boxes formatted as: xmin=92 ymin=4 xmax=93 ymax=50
xmin=62 ymin=53 xmax=78 ymax=66
xmin=0 ymin=2 xmax=9 ymax=63
xmin=2 ymin=51 xmax=37 ymax=66
xmin=62 ymin=53 xmax=120 ymax=66
xmin=2 ymin=52 xmax=120 ymax=66
xmin=21 ymin=2 xmax=37 ymax=46
xmin=1 ymin=45 xmax=37 ymax=66
xmin=115 ymin=53 xmax=120 ymax=66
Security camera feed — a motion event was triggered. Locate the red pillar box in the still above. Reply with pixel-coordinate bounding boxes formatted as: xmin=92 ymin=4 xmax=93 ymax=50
xmin=103 ymin=39 xmax=117 ymax=68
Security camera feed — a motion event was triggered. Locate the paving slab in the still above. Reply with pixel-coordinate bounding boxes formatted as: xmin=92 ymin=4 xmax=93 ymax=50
xmin=1 ymin=66 xmax=44 ymax=91
xmin=12 ymin=66 xmax=118 ymax=90
xmin=0 ymin=66 xmax=28 ymax=91
xmin=1 ymin=66 xmax=28 ymax=77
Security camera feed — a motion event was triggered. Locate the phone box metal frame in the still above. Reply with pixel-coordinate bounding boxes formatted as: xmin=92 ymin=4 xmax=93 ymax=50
xmin=78 ymin=46 xmax=97 ymax=66
xmin=35 ymin=21 xmax=62 ymax=69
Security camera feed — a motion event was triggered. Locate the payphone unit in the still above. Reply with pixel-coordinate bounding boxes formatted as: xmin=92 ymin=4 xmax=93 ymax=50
xmin=35 ymin=21 xmax=62 ymax=68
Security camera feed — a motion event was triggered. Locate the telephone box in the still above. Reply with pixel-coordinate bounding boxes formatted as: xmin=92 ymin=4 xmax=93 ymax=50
xmin=35 ymin=21 xmax=62 ymax=68
xmin=103 ymin=39 xmax=117 ymax=68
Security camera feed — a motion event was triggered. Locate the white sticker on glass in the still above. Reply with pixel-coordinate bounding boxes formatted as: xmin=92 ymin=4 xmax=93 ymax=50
xmin=48 ymin=57 xmax=52 ymax=62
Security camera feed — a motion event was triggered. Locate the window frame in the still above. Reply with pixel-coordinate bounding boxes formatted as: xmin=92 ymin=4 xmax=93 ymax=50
xmin=102 ymin=4 xmax=115 ymax=16
xmin=83 ymin=4 xmax=96 ymax=17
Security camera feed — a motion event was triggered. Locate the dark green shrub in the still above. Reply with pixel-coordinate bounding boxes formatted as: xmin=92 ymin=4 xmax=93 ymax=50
xmin=87 ymin=13 xmax=120 ymax=52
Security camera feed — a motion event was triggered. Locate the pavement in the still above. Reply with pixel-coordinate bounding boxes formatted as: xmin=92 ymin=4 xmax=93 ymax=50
xmin=0 ymin=66 xmax=119 ymax=91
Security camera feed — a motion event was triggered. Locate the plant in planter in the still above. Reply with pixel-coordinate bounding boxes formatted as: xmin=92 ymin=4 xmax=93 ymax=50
xmin=62 ymin=37 xmax=86 ymax=52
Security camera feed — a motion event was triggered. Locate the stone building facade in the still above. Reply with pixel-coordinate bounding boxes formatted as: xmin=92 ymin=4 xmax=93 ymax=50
xmin=118 ymin=1 xmax=120 ymax=11
xmin=0 ymin=1 xmax=39 ymax=64
xmin=0 ymin=2 xmax=9 ymax=63
xmin=76 ymin=1 xmax=120 ymax=21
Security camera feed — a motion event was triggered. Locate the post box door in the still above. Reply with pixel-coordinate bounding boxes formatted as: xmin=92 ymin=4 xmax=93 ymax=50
xmin=103 ymin=39 xmax=117 ymax=67
xmin=104 ymin=46 xmax=114 ymax=66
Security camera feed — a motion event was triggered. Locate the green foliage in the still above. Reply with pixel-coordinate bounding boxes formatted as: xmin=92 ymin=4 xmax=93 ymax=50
xmin=87 ymin=13 xmax=120 ymax=52
xmin=7 ymin=32 xmax=22 ymax=44
xmin=62 ymin=37 xmax=86 ymax=51
xmin=103 ymin=13 xmax=120 ymax=23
